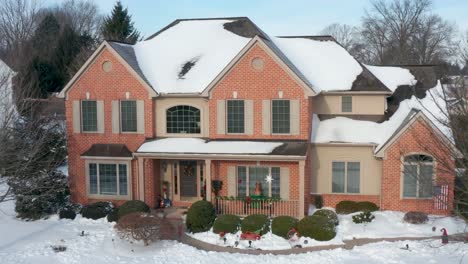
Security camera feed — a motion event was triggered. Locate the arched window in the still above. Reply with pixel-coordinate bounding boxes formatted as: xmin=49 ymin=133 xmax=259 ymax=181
xmin=403 ymin=154 xmax=434 ymax=198
xmin=166 ymin=105 xmax=201 ymax=134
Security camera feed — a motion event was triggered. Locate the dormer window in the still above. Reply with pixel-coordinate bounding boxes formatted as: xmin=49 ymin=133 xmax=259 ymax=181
xmin=341 ymin=95 xmax=352 ymax=113
xmin=166 ymin=105 xmax=201 ymax=134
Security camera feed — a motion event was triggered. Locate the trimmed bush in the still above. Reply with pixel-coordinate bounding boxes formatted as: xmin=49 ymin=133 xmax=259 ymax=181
xmin=352 ymin=211 xmax=375 ymax=224
xmin=213 ymin=214 xmax=241 ymax=234
xmin=336 ymin=201 xmax=358 ymax=214
xmin=116 ymin=212 xmax=162 ymax=246
xmin=59 ymin=206 xmax=76 ymax=220
xmin=314 ymin=195 xmax=323 ymax=209
xmin=313 ymin=209 xmax=339 ymax=226
xmin=107 ymin=207 xmax=119 ymax=222
xmin=271 ymin=216 xmax=298 ymax=239
xmin=241 ymin=214 xmax=270 ymax=235
xmin=404 ymin=211 xmax=429 ymax=224
xmin=356 ymin=201 xmax=379 ymax=212
xmin=186 ymin=200 xmax=216 ymax=233
xmin=81 ymin=201 xmax=113 ymax=220
xmin=117 ymin=200 xmax=150 ymax=220
xmin=297 ymin=215 xmax=336 ymax=241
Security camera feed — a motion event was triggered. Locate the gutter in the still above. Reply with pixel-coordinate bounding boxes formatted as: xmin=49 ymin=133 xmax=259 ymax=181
xmin=133 ymin=152 xmax=306 ymax=161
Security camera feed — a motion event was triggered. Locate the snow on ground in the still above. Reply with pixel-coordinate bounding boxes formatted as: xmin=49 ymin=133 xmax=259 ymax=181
xmin=365 ymin=65 xmax=416 ymax=92
xmin=137 ymin=138 xmax=283 ymax=154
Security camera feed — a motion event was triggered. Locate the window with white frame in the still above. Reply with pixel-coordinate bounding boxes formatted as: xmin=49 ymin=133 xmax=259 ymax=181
xmin=81 ymin=100 xmax=98 ymax=132
xmin=403 ymin=154 xmax=433 ymax=198
xmin=272 ymin=99 xmax=290 ymax=134
xmin=166 ymin=105 xmax=201 ymax=134
xmin=88 ymin=162 xmax=129 ymax=196
xmin=332 ymin=161 xmax=360 ymax=193
xmin=341 ymin=96 xmax=352 ymax=113
xmin=120 ymin=100 xmax=137 ymax=132
xmin=237 ymin=166 xmax=280 ymax=198
xmin=226 ymin=100 xmax=245 ymax=133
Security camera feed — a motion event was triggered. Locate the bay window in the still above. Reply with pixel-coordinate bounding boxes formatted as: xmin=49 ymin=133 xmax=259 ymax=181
xmin=88 ymin=161 xmax=130 ymax=197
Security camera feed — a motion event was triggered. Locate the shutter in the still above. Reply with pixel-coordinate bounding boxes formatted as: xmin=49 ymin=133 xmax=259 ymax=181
xmin=227 ymin=166 xmax=236 ymax=197
xmin=96 ymin=100 xmax=105 ymax=133
xmin=72 ymin=101 xmax=81 ymax=133
xmin=245 ymin=100 xmax=254 ymax=135
xmin=217 ymin=100 xmax=226 ymax=134
xmin=262 ymin=100 xmax=271 ymax=135
xmin=280 ymin=167 xmax=290 ymax=200
xmin=290 ymin=99 xmax=300 ymax=135
xmin=136 ymin=100 xmax=145 ymax=134
xmin=112 ymin=100 xmax=120 ymax=133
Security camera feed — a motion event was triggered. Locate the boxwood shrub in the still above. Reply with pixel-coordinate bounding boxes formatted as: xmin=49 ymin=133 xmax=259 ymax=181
xmin=107 ymin=207 xmax=119 ymax=222
xmin=59 ymin=206 xmax=76 ymax=220
xmin=117 ymin=200 xmax=150 ymax=220
xmin=336 ymin=201 xmax=379 ymax=214
xmin=356 ymin=201 xmax=379 ymax=212
xmin=81 ymin=201 xmax=113 ymax=220
xmin=213 ymin=214 xmax=241 ymax=234
xmin=297 ymin=215 xmax=336 ymax=241
xmin=313 ymin=209 xmax=339 ymax=226
xmin=271 ymin=216 xmax=298 ymax=239
xmin=186 ymin=200 xmax=216 ymax=233
xmin=241 ymin=214 xmax=270 ymax=235
xmin=403 ymin=211 xmax=428 ymax=224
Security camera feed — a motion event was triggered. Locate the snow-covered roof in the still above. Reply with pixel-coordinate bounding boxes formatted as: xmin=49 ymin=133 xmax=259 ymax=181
xmin=311 ymin=81 xmax=450 ymax=152
xmin=365 ymin=65 xmax=416 ymax=92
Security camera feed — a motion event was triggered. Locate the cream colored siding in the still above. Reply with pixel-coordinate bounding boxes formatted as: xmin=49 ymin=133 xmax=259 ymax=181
xmin=72 ymin=100 xmax=81 ymax=133
xmin=227 ymin=166 xmax=236 ymax=197
xmin=310 ymin=145 xmax=381 ymax=195
xmin=217 ymin=100 xmax=225 ymax=135
xmin=314 ymin=94 xmax=386 ymax=115
xmin=136 ymin=100 xmax=145 ymax=134
xmin=280 ymin=167 xmax=290 ymax=200
xmin=96 ymin=100 xmax=104 ymax=133
xmin=245 ymin=99 xmax=254 ymax=135
xmin=290 ymin=99 xmax=300 ymax=135
xmin=111 ymin=100 xmax=119 ymax=133
xmin=262 ymin=100 xmax=271 ymax=135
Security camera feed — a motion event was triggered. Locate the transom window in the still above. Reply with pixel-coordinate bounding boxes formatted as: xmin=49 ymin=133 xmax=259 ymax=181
xmin=403 ymin=154 xmax=434 ymax=198
xmin=332 ymin=161 xmax=360 ymax=193
xmin=88 ymin=162 xmax=129 ymax=196
xmin=81 ymin=100 xmax=97 ymax=132
xmin=342 ymin=96 xmax=352 ymax=112
xmin=272 ymin=100 xmax=290 ymax=134
xmin=166 ymin=105 xmax=201 ymax=134
xmin=237 ymin=166 xmax=280 ymax=198
xmin=120 ymin=100 xmax=137 ymax=132
xmin=227 ymin=100 xmax=245 ymax=133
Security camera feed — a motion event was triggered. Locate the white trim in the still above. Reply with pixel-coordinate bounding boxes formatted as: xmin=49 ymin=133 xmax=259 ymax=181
xmin=400 ymin=153 xmax=435 ymax=199
xmin=133 ymin=152 xmax=306 ymax=161
xmin=85 ymin=159 xmax=132 ymax=200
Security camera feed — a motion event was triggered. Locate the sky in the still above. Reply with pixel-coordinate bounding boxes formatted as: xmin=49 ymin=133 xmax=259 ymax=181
xmin=45 ymin=0 xmax=468 ymax=38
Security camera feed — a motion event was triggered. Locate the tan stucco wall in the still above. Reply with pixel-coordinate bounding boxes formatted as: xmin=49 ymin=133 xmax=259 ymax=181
xmin=313 ymin=94 xmax=386 ymax=115
xmin=310 ymin=144 xmax=382 ymax=195
xmin=155 ymin=97 xmax=210 ymax=137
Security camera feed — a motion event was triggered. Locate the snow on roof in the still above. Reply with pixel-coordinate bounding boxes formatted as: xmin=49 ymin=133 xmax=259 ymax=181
xmin=272 ymin=37 xmax=363 ymax=92
xmin=137 ymin=138 xmax=283 ymax=154
xmin=311 ymin=81 xmax=449 ymax=152
xmin=132 ymin=19 xmax=251 ymax=94
xmin=365 ymin=65 xmax=416 ymax=92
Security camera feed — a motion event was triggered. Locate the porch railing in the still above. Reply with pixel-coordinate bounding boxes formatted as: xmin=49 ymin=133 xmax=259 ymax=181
xmin=214 ymin=197 xmax=300 ymax=218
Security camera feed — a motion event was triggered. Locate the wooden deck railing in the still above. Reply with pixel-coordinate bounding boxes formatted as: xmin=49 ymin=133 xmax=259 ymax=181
xmin=214 ymin=197 xmax=300 ymax=218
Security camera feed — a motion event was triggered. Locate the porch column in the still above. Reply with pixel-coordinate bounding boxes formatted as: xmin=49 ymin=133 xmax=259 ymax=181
xmin=299 ymin=160 xmax=305 ymax=218
xmin=205 ymin=159 xmax=212 ymax=202
xmin=137 ymin=157 xmax=145 ymax=201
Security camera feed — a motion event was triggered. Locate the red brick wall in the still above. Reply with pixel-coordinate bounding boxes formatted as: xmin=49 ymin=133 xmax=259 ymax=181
xmin=209 ymin=43 xmax=311 ymax=140
xmin=381 ymin=118 xmax=455 ymax=215
xmin=66 ymin=47 xmax=155 ymax=206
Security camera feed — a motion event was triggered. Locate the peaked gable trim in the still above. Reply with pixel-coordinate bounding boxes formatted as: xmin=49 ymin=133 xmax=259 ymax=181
xmin=201 ymin=36 xmax=317 ymax=98
xmin=58 ymin=41 xmax=157 ymax=100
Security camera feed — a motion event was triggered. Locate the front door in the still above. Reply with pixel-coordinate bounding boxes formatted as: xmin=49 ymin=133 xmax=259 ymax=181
xmin=179 ymin=160 xmax=197 ymax=197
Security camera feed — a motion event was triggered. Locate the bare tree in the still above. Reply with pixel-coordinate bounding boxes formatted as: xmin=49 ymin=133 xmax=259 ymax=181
xmin=116 ymin=212 xmax=162 ymax=246
xmin=459 ymin=30 xmax=468 ymax=66
xmin=321 ymin=23 xmax=359 ymax=51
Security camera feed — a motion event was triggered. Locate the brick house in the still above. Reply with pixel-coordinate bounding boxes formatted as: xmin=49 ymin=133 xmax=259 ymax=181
xmin=59 ymin=17 xmax=459 ymax=218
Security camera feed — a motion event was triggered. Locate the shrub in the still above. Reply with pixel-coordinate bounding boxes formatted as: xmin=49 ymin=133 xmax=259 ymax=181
xmin=117 ymin=200 xmax=150 ymax=220
xmin=59 ymin=206 xmax=76 ymax=220
xmin=116 ymin=212 xmax=162 ymax=246
xmin=271 ymin=216 xmax=298 ymax=239
xmin=352 ymin=211 xmax=375 ymax=224
xmin=241 ymin=214 xmax=270 ymax=235
xmin=297 ymin=215 xmax=336 ymax=241
xmin=336 ymin=201 xmax=358 ymax=214
xmin=213 ymin=214 xmax=241 ymax=234
xmin=81 ymin=201 xmax=113 ymax=220
xmin=313 ymin=209 xmax=339 ymax=226
xmin=314 ymin=195 xmax=323 ymax=209
xmin=404 ymin=211 xmax=429 ymax=224
xmin=107 ymin=207 xmax=119 ymax=222
xmin=356 ymin=201 xmax=379 ymax=212
xmin=186 ymin=200 xmax=216 ymax=233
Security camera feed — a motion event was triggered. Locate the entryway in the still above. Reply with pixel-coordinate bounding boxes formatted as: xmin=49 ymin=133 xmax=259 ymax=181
xmin=179 ymin=160 xmax=197 ymax=198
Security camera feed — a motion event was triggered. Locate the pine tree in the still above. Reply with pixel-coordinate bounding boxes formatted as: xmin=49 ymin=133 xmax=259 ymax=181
xmin=101 ymin=1 xmax=140 ymax=44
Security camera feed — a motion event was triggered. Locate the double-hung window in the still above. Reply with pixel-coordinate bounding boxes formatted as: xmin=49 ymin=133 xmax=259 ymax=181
xmin=341 ymin=96 xmax=352 ymax=113
xmin=88 ymin=162 xmax=129 ymax=197
xmin=403 ymin=155 xmax=433 ymax=198
xmin=237 ymin=166 xmax=281 ymax=198
xmin=272 ymin=99 xmax=290 ymax=134
xmin=81 ymin=100 xmax=97 ymax=132
xmin=227 ymin=100 xmax=245 ymax=133
xmin=120 ymin=100 xmax=137 ymax=132
xmin=332 ymin=161 xmax=360 ymax=193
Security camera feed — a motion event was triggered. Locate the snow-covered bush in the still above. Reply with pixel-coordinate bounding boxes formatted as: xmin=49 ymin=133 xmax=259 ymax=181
xmin=59 ymin=206 xmax=76 ymax=220
xmin=271 ymin=215 xmax=298 ymax=239
xmin=186 ymin=200 xmax=216 ymax=233
xmin=81 ymin=201 xmax=113 ymax=220
xmin=404 ymin=211 xmax=428 ymax=224
xmin=241 ymin=214 xmax=270 ymax=235
xmin=313 ymin=209 xmax=339 ymax=226
xmin=213 ymin=214 xmax=241 ymax=234
xmin=117 ymin=200 xmax=150 ymax=220
xmin=297 ymin=215 xmax=336 ymax=241
xmin=116 ymin=212 xmax=162 ymax=246
xmin=352 ymin=211 xmax=375 ymax=224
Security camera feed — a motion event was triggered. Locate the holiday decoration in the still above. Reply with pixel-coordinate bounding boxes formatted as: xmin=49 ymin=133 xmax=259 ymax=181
xmin=441 ymin=228 xmax=448 ymax=244
xmin=265 ymin=174 xmax=273 ymax=183
xmin=240 ymin=231 xmax=261 ymax=241
xmin=254 ymin=181 xmax=263 ymax=196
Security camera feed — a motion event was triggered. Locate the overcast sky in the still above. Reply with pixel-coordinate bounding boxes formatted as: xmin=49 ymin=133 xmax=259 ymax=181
xmin=45 ymin=0 xmax=468 ymax=38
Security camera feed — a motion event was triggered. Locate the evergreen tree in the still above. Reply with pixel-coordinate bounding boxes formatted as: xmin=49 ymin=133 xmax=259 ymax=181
xmin=101 ymin=1 xmax=140 ymax=44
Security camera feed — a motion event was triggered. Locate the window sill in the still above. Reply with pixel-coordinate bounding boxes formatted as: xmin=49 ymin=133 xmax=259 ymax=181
xmin=330 ymin=192 xmax=362 ymax=195
xmin=87 ymin=194 xmax=131 ymax=200
xmin=271 ymin=133 xmax=292 ymax=136
xmin=401 ymin=197 xmax=433 ymax=200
